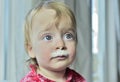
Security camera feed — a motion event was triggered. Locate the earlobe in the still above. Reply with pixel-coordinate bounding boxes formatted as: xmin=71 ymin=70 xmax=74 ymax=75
xmin=27 ymin=44 xmax=35 ymax=58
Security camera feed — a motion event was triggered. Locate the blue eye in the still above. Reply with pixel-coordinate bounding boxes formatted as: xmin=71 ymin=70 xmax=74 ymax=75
xmin=43 ymin=35 xmax=53 ymax=41
xmin=64 ymin=33 xmax=74 ymax=40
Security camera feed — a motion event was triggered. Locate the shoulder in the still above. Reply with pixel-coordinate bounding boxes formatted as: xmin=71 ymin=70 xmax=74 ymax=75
xmin=20 ymin=70 xmax=40 ymax=82
xmin=20 ymin=65 xmax=40 ymax=82
xmin=67 ymin=68 xmax=86 ymax=82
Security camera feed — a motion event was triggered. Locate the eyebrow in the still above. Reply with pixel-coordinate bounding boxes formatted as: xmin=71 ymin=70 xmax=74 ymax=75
xmin=37 ymin=28 xmax=51 ymax=37
xmin=41 ymin=26 xmax=51 ymax=32
xmin=38 ymin=22 xmax=76 ymax=35
xmin=38 ymin=23 xmax=54 ymax=33
xmin=62 ymin=27 xmax=76 ymax=33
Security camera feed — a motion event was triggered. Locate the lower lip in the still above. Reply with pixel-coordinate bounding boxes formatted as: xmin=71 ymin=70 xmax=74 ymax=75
xmin=55 ymin=56 xmax=68 ymax=60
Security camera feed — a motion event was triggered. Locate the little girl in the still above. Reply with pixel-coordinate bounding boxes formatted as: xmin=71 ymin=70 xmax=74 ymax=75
xmin=21 ymin=0 xmax=86 ymax=82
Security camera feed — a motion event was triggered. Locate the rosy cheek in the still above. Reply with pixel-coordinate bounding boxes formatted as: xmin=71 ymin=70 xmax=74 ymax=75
xmin=70 ymin=47 xmax=76 ymax=56
xmin=71 ymin=51 xmax=76 ymax=57
xmin=40 ymin=47 xmax=52 ymax=57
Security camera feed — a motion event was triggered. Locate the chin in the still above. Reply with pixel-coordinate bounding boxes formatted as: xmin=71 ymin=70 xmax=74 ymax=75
xmin=50 ymin=63 xmax=71 ymax=72
xmin=51 ymin=67 xmax=67 ymax=72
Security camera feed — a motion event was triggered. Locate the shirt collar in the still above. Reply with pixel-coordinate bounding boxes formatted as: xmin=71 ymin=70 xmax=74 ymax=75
xmin=30 ymin=64 xmax=73 ymax=82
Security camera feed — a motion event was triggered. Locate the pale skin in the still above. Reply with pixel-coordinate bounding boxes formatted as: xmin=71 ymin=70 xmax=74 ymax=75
xmin=27 ymin=8 xmax=76 ymax=82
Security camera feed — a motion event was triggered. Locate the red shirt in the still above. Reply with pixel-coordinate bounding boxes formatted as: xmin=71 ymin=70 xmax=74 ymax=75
xmin=21 ymin=65 xmax=86 ymax=82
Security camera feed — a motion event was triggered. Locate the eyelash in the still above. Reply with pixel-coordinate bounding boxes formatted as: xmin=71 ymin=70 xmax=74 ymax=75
xmin=64 ymin=33 xmax=75 ymax=40
xmin=41 ymin=32 xmax=75 ymax=41
xmin=42 ymin=34 xmax=53 ymax=41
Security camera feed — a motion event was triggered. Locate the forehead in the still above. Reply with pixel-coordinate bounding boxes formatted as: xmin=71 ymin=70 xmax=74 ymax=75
xmin=32 ymin=8 xmax=73 ymax=31
xmin=32 ymin=8 xmax=56 ymax=27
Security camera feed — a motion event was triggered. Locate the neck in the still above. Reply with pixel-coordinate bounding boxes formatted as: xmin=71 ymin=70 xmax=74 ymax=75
xmin=37 ymin=67 xmax=67 ymax=81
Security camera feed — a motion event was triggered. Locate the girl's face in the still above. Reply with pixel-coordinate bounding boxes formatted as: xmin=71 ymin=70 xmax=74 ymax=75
xmin=28 ymin=8 xmax=76 ymax=71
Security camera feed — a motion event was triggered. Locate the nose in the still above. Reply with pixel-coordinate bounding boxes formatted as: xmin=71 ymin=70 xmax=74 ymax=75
xmin=56 ymin=39 xmax=66 ymax=50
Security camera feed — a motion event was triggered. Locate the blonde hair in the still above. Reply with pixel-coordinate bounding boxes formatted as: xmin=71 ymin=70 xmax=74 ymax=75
xmin=24 ymin=0 xmax=76 ymax=65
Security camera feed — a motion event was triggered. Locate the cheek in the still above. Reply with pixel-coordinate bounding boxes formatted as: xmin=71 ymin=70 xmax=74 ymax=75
xmin=70 ymin=48 xmax=76 ymax=57
xmin=34 ymin=46 xmax=51 ymax=64
xmin=33 ymin=43 xmax=52 ymax=59
xmin=67 ymin=43 xmax=76 ymax=57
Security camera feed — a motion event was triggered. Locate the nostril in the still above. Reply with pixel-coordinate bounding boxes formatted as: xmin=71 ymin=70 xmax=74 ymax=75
xmin=61 ymin=47 xmax=67 ymax=50
xmin=57 ymin=46 xmax=66 ymax=50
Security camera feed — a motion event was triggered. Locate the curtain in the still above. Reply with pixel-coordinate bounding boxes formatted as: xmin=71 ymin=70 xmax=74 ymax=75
xmin=113 ymin=0 xmax=120 ymax=81
xmin=0 ymin=0 xmax=5 ymax=80
xmin=115 ymin=0 xmax=120 ymax=81
xmin=97 ymin=0 xmax=119 ymax=82
xmin=0 ymin=0 xmax=33 ymax=82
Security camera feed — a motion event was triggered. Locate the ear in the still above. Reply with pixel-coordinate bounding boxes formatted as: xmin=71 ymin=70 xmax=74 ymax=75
xmin=27 ymin=44 xmax=35 ymax=58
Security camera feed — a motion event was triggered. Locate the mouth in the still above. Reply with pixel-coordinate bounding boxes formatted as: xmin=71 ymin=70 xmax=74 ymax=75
xmin=51 ymin=50 xmax=69 ymax=60
xmin=51 ymin=55 xmax=68 ymax=60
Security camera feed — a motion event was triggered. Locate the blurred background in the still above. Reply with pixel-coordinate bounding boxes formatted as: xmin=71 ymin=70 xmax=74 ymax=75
xmin=0 ymin=0 xmax=120 ymax=82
